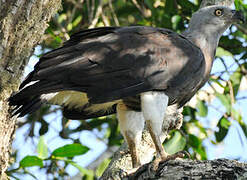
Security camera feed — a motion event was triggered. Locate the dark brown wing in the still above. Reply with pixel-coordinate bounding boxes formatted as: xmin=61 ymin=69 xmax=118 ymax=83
xmin=9 ymin=26 xmax=204 ymax=116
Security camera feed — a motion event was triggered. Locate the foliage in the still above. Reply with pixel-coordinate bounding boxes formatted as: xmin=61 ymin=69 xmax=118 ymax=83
xmin=7 ymin=0 xmax=247 ymax=179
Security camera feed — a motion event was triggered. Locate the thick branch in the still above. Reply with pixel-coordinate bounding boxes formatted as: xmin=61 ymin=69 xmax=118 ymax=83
xmin=129 ymin=159 xmax=247 ymax=180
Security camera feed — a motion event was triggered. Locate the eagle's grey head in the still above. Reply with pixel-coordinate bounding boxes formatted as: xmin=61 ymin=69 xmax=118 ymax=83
xmin=188 ymin=5 xmax=244 ymax=38
xmin=184 ymin=5 xmax=245 ymax=74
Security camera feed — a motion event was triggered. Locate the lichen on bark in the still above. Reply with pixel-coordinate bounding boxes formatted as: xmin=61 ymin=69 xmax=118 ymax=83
xmin=129 ymin=159 xmax=247 ymax=180
xmin=0 ymin=0 xmax=61 ymax=178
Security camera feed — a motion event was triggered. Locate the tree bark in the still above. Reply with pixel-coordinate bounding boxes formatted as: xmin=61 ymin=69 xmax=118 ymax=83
xmin=128 ymin=159 xmax=247 ymax=180
xmin=0 ymin=0 xmax=61 ymax=178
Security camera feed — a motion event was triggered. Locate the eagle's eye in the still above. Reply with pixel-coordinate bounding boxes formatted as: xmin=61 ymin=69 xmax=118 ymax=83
xmin=215 ymin=9 xmax=223 ymax=16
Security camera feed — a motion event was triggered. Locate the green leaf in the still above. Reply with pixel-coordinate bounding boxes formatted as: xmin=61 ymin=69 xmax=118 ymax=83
xmin=231 ymin=108 xmax=242 ymax=121
xmin=188 ymin=134 xmax=201 ymax=148
xmin=37 ymin=136 xmax=48 ymax=159
xmin=108 ymin=116 xmax=122 ymax=146
xmin=72 ymin=15 xmax=82 ymax=27
xmin=67 ymin=23 xmax=73 ymax=31
xmin=209 ymin=77 xmax=225 ymax=88
xmin=229 ymin=68 xmax=243 ymax=96
xmin=164 ymin=0 xmax=175 ymax=14
xmin=194 ymin=146 xmax=207 ymax=160
xmin=196 ymin=100 xmax=208 ymax=117
xmin=67 ymin=160 xmax=94 ymax=179
xmin=177 ymin=0 xmax=197 ymax=11
xmin=219 ymin=36 xmax=244 ymax=54
xmin=20 ymin=156 xmax=43 ymax=168
xmin=233 ymin=109 xmax=247 ymax=138
xmin=234 ymin=0 xmax=241 ymax=10
xmin=52 ymin=143 xmax=89 ymax=158
xmin=183 ymin=106 xmax=196 ymax=120
xmin=216 ymin=47 xmax=233 ymax=57
xmin=171 ymin=15 xmax=182 ymax=30
xmin=215 ymin=117 xmax=231 ymax=142
xmin=46 ymin=28 xmax=62 ymax=46
xmin=96 ymin=158 xmax=111 ymax=177
xmin=58 ymin=13 xmax=67 ymax=23
xmin=164 ymin=131 xmax=186 ymax=154
xmin=216 ymin=93 xmax=231 ymax=114
xmin=220 ymin=117 xmax=231 ymax=129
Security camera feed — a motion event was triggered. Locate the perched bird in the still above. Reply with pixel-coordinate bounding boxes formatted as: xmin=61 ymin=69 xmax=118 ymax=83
xmin=9 ymin=6 xmax=244 ymax=168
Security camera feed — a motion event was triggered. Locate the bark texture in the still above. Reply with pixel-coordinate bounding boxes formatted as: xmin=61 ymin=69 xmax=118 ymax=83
xmin=0 ymin=0 xmax=61 ymax=178
xmin=128 ymin=159 xmax=247 ymax=180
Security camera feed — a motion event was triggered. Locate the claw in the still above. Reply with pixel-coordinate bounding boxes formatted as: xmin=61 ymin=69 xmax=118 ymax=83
xmin=150 ymin=150 xmax=190 ymax=172
xmin=161 ymin=150 xmax=190 ymax=163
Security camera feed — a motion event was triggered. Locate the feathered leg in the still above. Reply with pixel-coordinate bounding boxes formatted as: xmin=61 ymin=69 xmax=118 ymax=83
xmin=117 ymin=102 xmax=144 ymax=168
xmin=141 ymin=92 xmax=169 ymax=166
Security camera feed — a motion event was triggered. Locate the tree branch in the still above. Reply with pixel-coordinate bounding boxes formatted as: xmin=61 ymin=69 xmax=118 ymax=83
xmin=128 ymin=159 xmax=247 ymax=180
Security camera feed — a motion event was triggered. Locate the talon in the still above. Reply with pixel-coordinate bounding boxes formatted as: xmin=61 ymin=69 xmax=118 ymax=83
xmin=152 ymin=157 xmax=162 ymax=171
xmin=161 ymin=150 xmax=190 ymax=163
xmin=119 ymin=169 xmax=129 ymax=179
xmin=147 ymin=160 xmax=159 ymax=178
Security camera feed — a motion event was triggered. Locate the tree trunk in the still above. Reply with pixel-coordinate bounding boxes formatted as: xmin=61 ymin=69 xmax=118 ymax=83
xmin=0 ymin=0 xmax=61 ymax=178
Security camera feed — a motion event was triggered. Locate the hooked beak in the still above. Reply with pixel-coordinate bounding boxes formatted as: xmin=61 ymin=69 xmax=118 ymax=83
xmin=231 ymin=10 xmax=245 ymax=23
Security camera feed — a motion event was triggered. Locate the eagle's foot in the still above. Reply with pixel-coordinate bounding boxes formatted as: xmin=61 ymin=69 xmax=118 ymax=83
xmin=149 ymin=150 xmax=189 ymax=172
xmin=160 ymin=150 xmax=189 ymax=163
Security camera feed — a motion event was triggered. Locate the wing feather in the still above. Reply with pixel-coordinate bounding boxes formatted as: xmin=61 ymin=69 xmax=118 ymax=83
xmin=9 ymin=26 xmax=205 ymax=117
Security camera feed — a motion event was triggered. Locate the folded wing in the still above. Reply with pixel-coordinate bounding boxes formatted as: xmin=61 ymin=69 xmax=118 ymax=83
xmin=9 ymin=26 xmax=204 ymax=118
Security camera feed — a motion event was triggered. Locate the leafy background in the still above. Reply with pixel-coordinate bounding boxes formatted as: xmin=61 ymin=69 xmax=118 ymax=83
xmin=7 ymin=0 xmax=247 ymax=179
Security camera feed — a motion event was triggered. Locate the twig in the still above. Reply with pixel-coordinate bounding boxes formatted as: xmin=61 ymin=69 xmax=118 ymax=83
xmin=236 ymin=24 xmax=247 ymax=36
xmin=219 ymin=57 xmax=230 ymax=75
xmin=236 ymin=96 xmax=247 ymax=100
xmin=66 ymin=0 xmax=83 ymax=9
xmin=88 ymin=0 xmax=104 ymax=28
xmin=65 ymin=3 xmax=77 ymax=28
xmin=227 ymin=80 xmax=235 ymax=104
xmin=209 ymin=104 xmax=229 ymax=119
xmin=87 ymin=0 xmax=95 ymax=23
xmin=109 ymin=0 xmax=119 ymax=26
xmin=101 ymin=10 xmax=110 ymax=26
xmin=52 ymin=16 xmax=70 ymax=40
xmin=207 ymin=80 xmax=218 ymax=93
xmin=131 ymin=0 xmax=151 ymax=18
